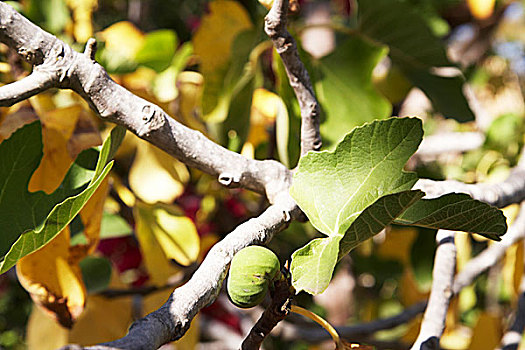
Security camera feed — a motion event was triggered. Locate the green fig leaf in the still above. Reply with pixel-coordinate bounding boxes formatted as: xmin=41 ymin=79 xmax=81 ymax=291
xmin=0 ymin=122 xmax=125 ymax=273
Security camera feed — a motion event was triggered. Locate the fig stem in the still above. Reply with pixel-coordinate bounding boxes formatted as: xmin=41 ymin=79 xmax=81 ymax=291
xmin=290 ymin=305 xmax=343 ymax=349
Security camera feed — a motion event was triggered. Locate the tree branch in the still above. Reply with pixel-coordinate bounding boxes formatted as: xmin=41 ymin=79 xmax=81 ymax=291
xmin=240 ymin=278 xmax=293 ymax=349
xmin=0 ymin=2 xmax=291 ymax=202
xmin=265 ymin=0 xmax=322 ymax=155
xmin=415 ymin=166 xmax=525 ymax=208
xmin=283 ymin=202 xmax=525 ymax=344
xmin=59 ymin=197 xmax=300 ymax=350
xmin=411 ymin=230 xmax=456 ymax=350
xmin=499 ymin=263 xmax=525 ymax=350
xmin=0 ymin=70 xmax=56 ymax=104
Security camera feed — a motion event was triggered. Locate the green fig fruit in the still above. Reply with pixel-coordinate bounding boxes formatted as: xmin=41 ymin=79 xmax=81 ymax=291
xmin=227 ymin=246 xmax=281 ymax=308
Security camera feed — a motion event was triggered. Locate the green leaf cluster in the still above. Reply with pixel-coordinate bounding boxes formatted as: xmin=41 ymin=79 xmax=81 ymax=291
xmin=289 ymin=118 xmax=507 ymax=294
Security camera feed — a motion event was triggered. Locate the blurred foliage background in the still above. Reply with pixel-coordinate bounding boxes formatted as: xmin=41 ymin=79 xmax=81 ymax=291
xmin=2 ymin=0 xmax=525 ymax=349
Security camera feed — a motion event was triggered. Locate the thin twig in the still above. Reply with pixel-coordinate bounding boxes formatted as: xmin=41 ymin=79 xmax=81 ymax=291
xmin=499 ymin=261 xmax=525 ymax=350
xmin=240 ymin=278 xmax=293 ymax=349
xmin=265 ymin=0 xmax=322 ymax=155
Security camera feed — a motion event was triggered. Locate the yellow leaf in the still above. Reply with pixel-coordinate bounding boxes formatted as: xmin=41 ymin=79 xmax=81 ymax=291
xmin=456 ymin=231 xmax=472 ymax=271
xmin=17 ymin=228 xmax=86 ymax=328
xmin=467 ymin=0 xmax=495 ymax=20
xmin=26 ymin=304 xmax=68 ymax=350
xmin=129 ymin=138 xmax=187 ymax=204
xmin=69 ymin=177 xmax=110 ymax=260
xmin=401 ymin=315 xmax=423 ymax=344
xmin=0 ymin=102 xmax=38 ymax=142
xmin=29 ymin=94 xmax=56 ymax=116
xmin=174 ymin=314 xmax=200 ymax=350
xmin=398 ymin=268 xmax=429 ymax=306
xmin=122 ymin=66 xmax=157 ymax=91
xmin=177 ymin=71 xmax=206 ymax=133
xmin=441 ymin=325 xmax=471 ymax=350
xmin=503 ymin=241 xmax=524 ymax=301
xmin=56 ymin=256 xmax=85 ymax=320
xmin=468 ymin=312 xmax=502 ymax=350
xmin=112 ymin=175 xmax=137 ymax=207
xmin=28 ymin=106 xmax=83 ymax=194
xmin=258 ymin=0 xmax=274 ymax=10
xmin=40 ymin=105 xmax=82 ymax=139
xmin=28 ymin=126 xmax=73 ymax=193
xmin=67 ymin=109 xmax=102 ymax=159
xmin=247 ymin=88 xmax=288 ymax=147
xmin=154 ymin=207 xmax=200 ymax=266
xmin=100 ymin=21 xmax=144 ymax=58
xmin=26 ymin=286 xmax=133 ymax=349
xmin=198 ymin=233 xmax=220 ymax=262
xmin=66 ymin=0 xmax=98 ymax=42
xmin=68 ymin=295 xmax=133 ymax=345
xmin=459 ymin=285 xmax=477 ymax=313
xmin=193 ymin=0 xmax=253 ymax=73
xmin=241 ymin=141 xmax=255 ymax=159
xmin=376 ymin=227 xmax=417 ymax=265
xmin=134 ymin=203 xmax=181 ymax=286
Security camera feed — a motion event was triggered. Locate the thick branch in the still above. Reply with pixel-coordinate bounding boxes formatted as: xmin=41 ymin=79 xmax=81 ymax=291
xmin=415 ymin=132 xmax=485 ymax=157
xmin=0 ymin=2 xmax=291 ymax=202
xmin=411 ymin=230 xmax=456 ymax=350
xmin=60 ymin=197 xmax=300 ymax=350
xmin=415 ymin=167 xmax=525 ymax=208
xmin=265 ymin=0 xmax=322 ymax=155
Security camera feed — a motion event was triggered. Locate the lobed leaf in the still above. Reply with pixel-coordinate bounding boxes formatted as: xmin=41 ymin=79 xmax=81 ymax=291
xmin=394 ymin=193 xmax=507 ymax=240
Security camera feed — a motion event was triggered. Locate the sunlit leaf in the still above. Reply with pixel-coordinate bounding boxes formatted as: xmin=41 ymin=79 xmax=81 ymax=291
xmin=467 ymin=312 xmax=502 ymax=350
xmin=28 ymin=106 xmax=82 ymax=193
xmin=134 ymin=203 xmax=180 ymax=286
xmin=290 ymin=118 xmax=424 ymax=293
xmin=291 ymin=118 xmax=421 ymax=236
xmin=290 ymin=118 xmax=507 ymax=294
xmin=192 ymin=0 xmax=254 ymax=124
xmin=357 ymin=0 xmax=475 ymax=122
xmin=66 ymin=0 xmax=97 ymax=42
xmin=154 ymin=207 xmax=200 ymax=266
xmin=318 ymin=36 xmax=391 ymax=146
xmin=249 ymin=88 xmax=289 ymax=165
xmin=136 ymin=30 xmax=178 ymax=72
xmin=17 ymin=228 xmax=86 ymax=328
xmin=193 ymin=0 xmax=252 ymax=73
xmin=97 ymin=21 xmax=144 ymax=73
xmin=467 ymin=0 xmax=495 ymax=20
xmin=129 ymin=138 xmax=188 ymax=204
